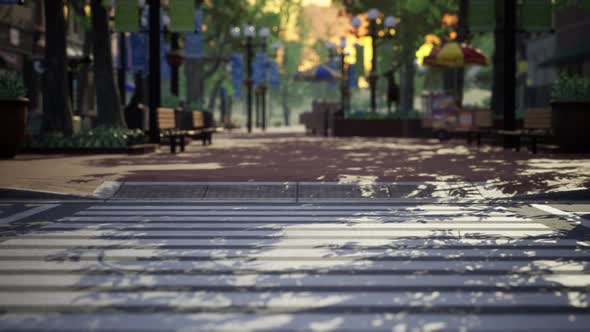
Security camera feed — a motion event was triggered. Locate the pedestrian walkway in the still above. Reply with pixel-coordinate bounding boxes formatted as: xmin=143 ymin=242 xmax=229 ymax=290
xmin=0 ymin=198 xmax=588 ymax=331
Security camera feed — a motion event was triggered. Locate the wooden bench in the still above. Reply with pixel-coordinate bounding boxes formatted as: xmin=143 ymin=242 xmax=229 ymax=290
xmin=496 ymin=108 xmax=552 ymax=154
xmin=186 ymin=110 xmax=214 ymax=146
xmin=467 ymin=110 xmax=494 ymax=146
xmin=157 ymin=107 xmax=186 ymax=153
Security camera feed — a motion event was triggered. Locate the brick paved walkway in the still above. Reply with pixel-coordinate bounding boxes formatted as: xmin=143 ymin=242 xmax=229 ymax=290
xmin=1 ymin=129 xmax=589 ymax=198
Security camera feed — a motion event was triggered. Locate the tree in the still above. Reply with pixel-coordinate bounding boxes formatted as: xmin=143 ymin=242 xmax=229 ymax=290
xmin=91 ymin=0 xmax=126 ymax=128
xmin=335 ymin=0 xmax=456 ymax=113
xmin=41 ymin=0 xmax=74 ymax=136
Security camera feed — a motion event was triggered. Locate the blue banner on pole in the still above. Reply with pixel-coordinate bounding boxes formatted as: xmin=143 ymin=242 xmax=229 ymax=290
xmin=347 ymin=64 xmax=357 ymax=88
xmin=327 ymin=58 xmax=338 ymax=89
xmin=269 ymin=60 xmax=280 ymax=89
xmin=184 ymin=8 xmax=203 ymax=59
xmin=161 ymin=35 xmax=170 ymax=80
xmin=130 ymin=33 xmax=148 ymax=73
xmin=253 ymin=52 xmax=267 ymax=88
xmin=231 ymin=52 xmax=243 ymax=98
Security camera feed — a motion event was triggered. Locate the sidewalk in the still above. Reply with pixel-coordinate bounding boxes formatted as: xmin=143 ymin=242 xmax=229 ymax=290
xmin=1 ymin=128 xmax=589 ymax=198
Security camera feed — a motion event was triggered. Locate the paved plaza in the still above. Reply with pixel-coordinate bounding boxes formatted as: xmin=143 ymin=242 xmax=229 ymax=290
xmin=1 ymin=130 xmax=589 ymax=199
xmin=0 ymin=132 xmax=589 ymax=331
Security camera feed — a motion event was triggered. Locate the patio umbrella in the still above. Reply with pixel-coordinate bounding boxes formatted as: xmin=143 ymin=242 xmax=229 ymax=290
xmin=294 ymin=64 xmax=342 ymax=82
xmin=423 ymin=42 xmax=489 ymax=67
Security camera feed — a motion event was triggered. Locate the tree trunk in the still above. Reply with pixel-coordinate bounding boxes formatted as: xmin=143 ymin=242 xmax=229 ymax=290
xmin=185 ymin=59 xmax=205 ymax=106
xmin=91 ymin=0 xmax=126 ymax=128
xmin=282 ymin=83 xmax=290 ymax=126
xmin=76 ymin=30 xmax=93 ymax=115
xmin=399 ymin=61 xmax=415 ymax=113
xmin=41 ymin=0 xmax=74 ymax=136
xmin=207 ymin=78 xmax=224 ymax=119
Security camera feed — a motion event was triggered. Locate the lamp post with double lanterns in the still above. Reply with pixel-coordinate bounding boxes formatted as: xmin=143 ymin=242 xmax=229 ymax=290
xmin=352 ymin=9 xmax=397 ymax=114
xmin=230 ymin=24 xmax=271 ymax=133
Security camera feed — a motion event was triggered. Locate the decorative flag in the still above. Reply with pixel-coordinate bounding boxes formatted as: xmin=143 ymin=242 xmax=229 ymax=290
xmin=347 ymin=65 xmax=357 ymax=88
xmin=231 ymin=52 xmax=243 ymax=98
xmin=354 ymin=44 xmax=365 ymax=77
xmin=522 ymin=0 xmax=552 ymax=32
xmin=253 ymin=52 xmax=267 ymax=88
xmin=130 ymin=33 xmax=148 ymax=74
xmin=115 ymin=1 xmax=139 ymax=32
xmin=469 ymin=0 xmax=495 ymax=32
xmin=161 ymin=34 xmax=170 ymax=80
xmin=269 ymin=60 xmax=280 ymax=89
xmin=184 ymin=9 xmax=203 ymax=59
xmin=327 ymin=57 xmax=339 ymax=89
xmin=169 ymin=0 xmax=195 ymax=32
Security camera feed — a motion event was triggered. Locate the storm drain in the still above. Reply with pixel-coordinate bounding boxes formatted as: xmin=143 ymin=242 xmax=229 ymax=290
xmin=110 ymin=182 xmax=485 ymax=201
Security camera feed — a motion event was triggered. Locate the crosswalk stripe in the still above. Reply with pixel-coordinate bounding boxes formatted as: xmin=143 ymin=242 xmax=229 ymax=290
xmin=36 ymin=222 xmax=550 ymax=230
xmin=0 ymin=202 xmax=587 ymax=331
xmin=14 ymin=229 xmax=558 ymax=238
xmin=0 ymin=238 xmax=586 ymax=249
xmin=75 ymin=210 xmax=516 ymax=216
xmin=0 ymin=248 xmax=587 ymax=260
xmin=58 ymin=216 xmax=531 ymax=222
xmin=1 ymin=259 xmax=588 ymax=273
xmin=1 ymin=274 xmax=589 ymax=288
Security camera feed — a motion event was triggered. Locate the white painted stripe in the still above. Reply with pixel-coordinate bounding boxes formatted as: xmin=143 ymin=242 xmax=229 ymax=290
xmin=0 ymin=248 xmax=584 ymax=259
xmin=0 ymin=291 xmax=586 ymax=308
xmin=1 ymin=238 xmax=584 ymax=248
xmin=75 ymin=210 xmax=516 ymax=216
xmin=18 ymin=229 xmax=557 ymax=238
xmin=1 ymin=273 xmax=589 ymax=288
xmin=532 ymin=204 xmax=590 ymax=229
xmin=122 ymin=181 xmax=296 ymax=186
xmin=58 ymin=216 xmax=531 ymax=222
xmin=92 ymin=181 xmax=122 ymax=199
xmin=0 ymin=313 xmax=587 ymax=332
xmin=88 ymin=205 xmax=508 ymax=211
xmin=38 ymin=222 xmax=550 ymax=230
xmin=0 ymin=204 xmax=60 ymax=225
xmin=0 ymin=259 xmax=587 ymax=273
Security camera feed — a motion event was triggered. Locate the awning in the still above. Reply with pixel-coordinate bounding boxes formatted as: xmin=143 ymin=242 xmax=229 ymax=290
xmin=538 ymin=44 xmax=590 ymax=67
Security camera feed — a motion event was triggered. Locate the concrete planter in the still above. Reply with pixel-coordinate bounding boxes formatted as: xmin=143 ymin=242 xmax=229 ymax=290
xmin=333 ymin=119 xmax=426 ymax=137
xmin=0 ymin=98 xmax=28 ymax=158
xmin=551 ymin=101 xmax=590 ymax=152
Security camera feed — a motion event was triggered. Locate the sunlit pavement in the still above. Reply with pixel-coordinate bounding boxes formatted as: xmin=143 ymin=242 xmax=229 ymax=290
xmin=0 ymin=187 xmax=588 ymax=331
xmin=1 ymin=130 xmax=590 ymax=198
xmin=0 ymin=131 xmax=589 ymax=330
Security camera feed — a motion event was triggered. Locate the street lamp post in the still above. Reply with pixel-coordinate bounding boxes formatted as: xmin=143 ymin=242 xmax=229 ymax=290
xmin=230 ymin=24 xmax=272 ymax=133
xmin=352 ymin=9 xmax=397 ymax=114
xmin=328 ymin=38 xmax=349 ymax=116
xmin=148 ymin=0 xmax=161 ymax=143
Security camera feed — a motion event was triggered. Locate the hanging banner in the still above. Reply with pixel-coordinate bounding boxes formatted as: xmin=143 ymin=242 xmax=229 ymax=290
xmin=161 ymin=35 xmax=170 ymax=81
xmin=347 ymin=65 xmax=357 ymax=88
xmin=269 ymin=60 xmax=280 ymax=89
xmin=354 ymin=44 xmax=365 ymax=77
xmin=115 ymin=1 xmax=139 ymax=32
xmin=469 ymin=0 xmax=495 ymax=32
xmin=522 ymin=0 xmax=552 ymax=32
xmin=184 ymin=9 xmax=203 ymax=59
xmin=231 ymin=52 xmax=243 ymax=98
xmin=169 ymin=0 xmax=195 ymax=32
xmin=253 ymin=52 xmax=267 ymax=88
xmin=130 ymin=33 xmax=148 ymax=73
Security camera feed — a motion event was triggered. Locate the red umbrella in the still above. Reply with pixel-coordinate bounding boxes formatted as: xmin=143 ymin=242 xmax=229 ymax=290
xmin=424 ymin=42 xmax=490 ymax=67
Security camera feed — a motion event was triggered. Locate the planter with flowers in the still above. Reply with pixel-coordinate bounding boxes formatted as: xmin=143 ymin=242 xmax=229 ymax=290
xmin=0 ymin=73 xmax=28 ymax=158
xmin=550 ymin=75 xmax=590 ymax=152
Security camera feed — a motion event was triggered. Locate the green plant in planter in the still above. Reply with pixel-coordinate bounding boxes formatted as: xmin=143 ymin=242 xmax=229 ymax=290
xmin=551 ymin=75 xmax=590 ymax=102
xmin=0 ymin=72 xmax=27 ymax=99
xmin=31 ymin=126 xmax=147 ymax=149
